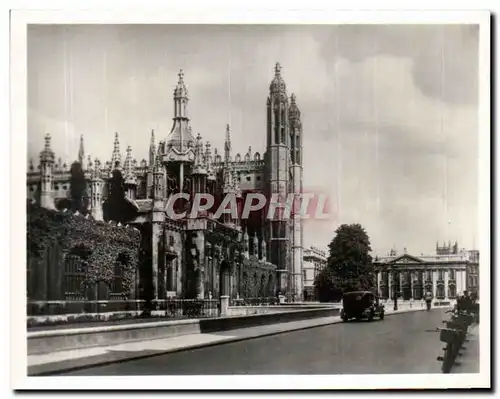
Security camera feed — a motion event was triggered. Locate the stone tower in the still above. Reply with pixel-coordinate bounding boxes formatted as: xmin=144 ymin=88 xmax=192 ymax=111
xmin=289 ymin=93 xmax=304 ymax=301
xmin=266 ymin=63 xmax=291 ymax=296
xmin=39 ymin=134 xmax=55 ymax=209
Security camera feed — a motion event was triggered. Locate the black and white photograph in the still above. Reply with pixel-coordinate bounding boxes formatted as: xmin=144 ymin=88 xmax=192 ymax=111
xmin=10 ymin=7 xmax=490 ymax=391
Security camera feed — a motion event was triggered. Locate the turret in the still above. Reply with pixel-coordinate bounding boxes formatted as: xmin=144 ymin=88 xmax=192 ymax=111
xmin=39 ymin=133 xmax=55 ymax=209
xmin=252 ymin=232 xmax=259 ymax=257
xmin=289 ymin=93 xmax=304 ymax=301
xmin=149 ymin=130 xmax=156 ymax=168
xmin=123 ymin=145 xmax=137 ymax=200
xmin=242 ymin=228 xmax=249 ymax=259
xmin=173 ymin=69 xmax=189 ymax=120
xmin=267 ymin=62 xmax=289 ymax=147
xmin=78 ymin=134 xmax=85 ymax=170
xmin=224 ymin=124 xmax=231 ymax=162
xmin=261 ymin=236 xmax=267 ymax=262
xmin=111 ymin=132 xmax=121 ymax=171
xmin=289 ymin=93 xmax=302 ymax=166
xmin=90 ymin=158 xmax=104 ymax=221
xmin=152 ymin=153 xmax=164 ymax=204
xmin=266 ymin=62 xmax=291 ymax=297
xmin=192 ymin=133 xmax=207 ymax=195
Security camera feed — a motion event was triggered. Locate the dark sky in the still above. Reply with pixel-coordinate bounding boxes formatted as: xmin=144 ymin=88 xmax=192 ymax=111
xmin=27 ymin=24 xmax=479 ymax=255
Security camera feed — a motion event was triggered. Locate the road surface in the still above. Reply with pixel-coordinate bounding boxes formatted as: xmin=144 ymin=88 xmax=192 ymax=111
xmin=59 ymin=309 xmax=452 ymax=375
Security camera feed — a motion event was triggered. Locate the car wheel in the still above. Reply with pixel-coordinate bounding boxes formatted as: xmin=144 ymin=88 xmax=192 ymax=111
xmin=380 ymin=312 xmax=385 ymax=320
xmin=368 ymin=312 xmax=374 ymax=322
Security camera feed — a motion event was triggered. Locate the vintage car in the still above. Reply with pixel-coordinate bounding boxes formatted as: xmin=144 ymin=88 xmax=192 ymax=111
xmin=340 ymin=291 xmax=385 ymax=322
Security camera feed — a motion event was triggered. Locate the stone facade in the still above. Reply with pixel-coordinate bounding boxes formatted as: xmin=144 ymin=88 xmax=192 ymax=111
xmin=27 ymin=63 xmax=304 ymax=301
xmin=374 ymin=244 xmax=471 ymax=301
xmin=302 ymin=246 xmax=327 ymax=300
xmin=466 ymin=249 xmax=480 ymax=298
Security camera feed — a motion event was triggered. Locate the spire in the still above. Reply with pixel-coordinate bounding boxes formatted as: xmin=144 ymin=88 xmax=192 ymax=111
xmin=205 ymin=141 xmax=212 ymax=166
xmin=253 ymin=231 xmax=259 ymax=255
xmin=275 ymin=62 xmax=282 ymax=78
xmin=224 ymin=124 xmax=231 ymax=162
xmin=205 ymin=142 xmax=216 ymax=180
xmin=86 ymin=155 xmax=92 ymax=175
xmin=223 ymin=164 xmax=234 ymax=193
xmin=192 ymin=133 xmax=207 ymax=175
xmin=243 ymin=227 xmax=249 ymax=258
xmin=111 ymin=132 xmax=121 ymax=169
xmin=78 ymin=135 xmax=85 ymax=164
xmin=167 ymin=69 xmax=194 ymax=152
xmin=174 ymin=69 xmax=188 ymax=99
xmin=261 ymin=236 xmax=267 ymax=262
xmin=149 ymin=129 xmax=156 ymax=167
xmin=153 ymin=145 xmax=164 ymax=173
xmin=91 ymin=158 xmax=102 ymax=180
xmin=289 ymin=93 xmax=301 ymax=121
xmin=124 ymin=145 xmax=136 ymax=185
xmin=269 ymin=62 xmax=287 ymax=100
xmin=40 ymin=133 xmax=55 ymax=164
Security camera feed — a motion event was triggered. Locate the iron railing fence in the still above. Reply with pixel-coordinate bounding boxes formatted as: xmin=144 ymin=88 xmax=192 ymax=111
xmin=229 ymin=297 xmax=279 ymax=307
xmin=154 ymin=298 xmax=220 ymax=318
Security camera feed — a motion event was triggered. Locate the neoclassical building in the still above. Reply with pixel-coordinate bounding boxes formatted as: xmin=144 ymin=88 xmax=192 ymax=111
xmin=27 ymin=63 xmax=305 ymax=301
xmin=374 ymin=242 xmax=470 ymax=302
xmin=302 ymin=246 xmax=327 ymax=300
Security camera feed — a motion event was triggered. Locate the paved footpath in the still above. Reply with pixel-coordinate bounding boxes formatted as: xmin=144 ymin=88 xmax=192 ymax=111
xmin=28 ymin=306 xmax=439 ymax=376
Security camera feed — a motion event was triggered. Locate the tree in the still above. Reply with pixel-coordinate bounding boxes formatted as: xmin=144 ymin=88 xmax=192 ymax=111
xmin=314 ymin=267 xmax=342 ymax=302
xmin=104 ymin=169 xmax=138 ymax=223
xmin=315 ymin=224 xmax=375 ymax=302
xmin=105 ymin=169 xmax=127 ymax=223
xmin=69 ymin=162 xmax=87 ymax=213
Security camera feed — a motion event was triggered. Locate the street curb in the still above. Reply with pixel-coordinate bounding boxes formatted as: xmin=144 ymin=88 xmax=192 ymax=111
xmin=28 ymin=307 xmax=428 ymax=376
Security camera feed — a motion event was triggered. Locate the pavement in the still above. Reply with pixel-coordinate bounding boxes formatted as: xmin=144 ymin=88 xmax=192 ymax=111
xmin=28 ymin=306 xmax=456 ymax=376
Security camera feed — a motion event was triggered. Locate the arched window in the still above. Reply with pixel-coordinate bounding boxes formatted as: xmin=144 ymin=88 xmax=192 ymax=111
xmin=436 ymin=285 xmax=445 ymax=299
xmin=448 ymin=284 xmax=456 ymax=298
xmin=274 ymin=109 xmax=280 ymax=144
xmin=280 ymin=109 xmax=286 ymax=144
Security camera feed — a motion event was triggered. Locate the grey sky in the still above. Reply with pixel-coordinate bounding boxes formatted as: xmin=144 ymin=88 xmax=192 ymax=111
xmin=27 ymin=24 xmax=479 ymax=256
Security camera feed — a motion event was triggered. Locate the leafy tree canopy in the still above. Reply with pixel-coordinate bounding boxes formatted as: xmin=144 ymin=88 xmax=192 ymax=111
xmin=104 ymin=169 xmax=137 ymax=223
xmin=69 ymin=161 xmax=87 ymax=213
xmin=314 ymin=224 xmax=375 ymax=302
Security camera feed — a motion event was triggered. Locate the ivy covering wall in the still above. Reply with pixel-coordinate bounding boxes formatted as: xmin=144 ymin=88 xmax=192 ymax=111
xmin=27 ymin=203 xmax=141 ymax=297
xmin=240 ymin=257 xmax=276 ymax=298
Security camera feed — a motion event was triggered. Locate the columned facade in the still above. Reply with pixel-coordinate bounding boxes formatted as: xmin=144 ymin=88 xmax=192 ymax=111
xmin=374 ymin=253 xmax=468 ymax=302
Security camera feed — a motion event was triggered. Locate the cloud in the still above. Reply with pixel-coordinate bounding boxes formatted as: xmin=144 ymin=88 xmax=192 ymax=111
xmin=27 ymin=24 xmax=479 ymax=256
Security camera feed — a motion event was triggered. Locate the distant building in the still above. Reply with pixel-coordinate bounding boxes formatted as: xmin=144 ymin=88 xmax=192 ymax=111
xmin=302 ymin=246 xmax=328 ymax=301
xmin=467 ymin=250 xmax=480 ymax=298
xmin=374 ymin=241 xmax=471 ymax=303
